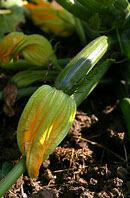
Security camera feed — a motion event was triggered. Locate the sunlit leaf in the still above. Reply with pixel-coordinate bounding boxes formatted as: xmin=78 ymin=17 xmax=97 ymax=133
xmin=0 ymin=7 xmax=25 ymax=37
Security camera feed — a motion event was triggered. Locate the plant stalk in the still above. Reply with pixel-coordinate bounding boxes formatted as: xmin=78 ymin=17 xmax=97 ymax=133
xmin=74 ymin=17 xmax=87 ymax=46
xmin=0 ymin=157 xmax=26 ymax=197
xmin=0 ymin=59 xmax=70 ymax=71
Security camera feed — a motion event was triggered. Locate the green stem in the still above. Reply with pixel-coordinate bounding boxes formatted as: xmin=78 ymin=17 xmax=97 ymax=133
xmin=52 ymin=57 xmax=63 ymax=71
xmin=57 ymin=59 xmax=71 ymax=67
xmin=1 ymin=60 xmax=34 ymax=71
xmin=120 ymin=98 xmax=130 ymax=139
xmin=74 ymin=17 xmax=87 ymax=46
xmin=0 ymin=157 xmax=26 ymax=197
xmin=116 ymin=29 xmax=124 ymax=54
xmin=0 ymin=59 xmax=70 ymax=71
xmin=125 ymin=3 xmax=130 ymax=21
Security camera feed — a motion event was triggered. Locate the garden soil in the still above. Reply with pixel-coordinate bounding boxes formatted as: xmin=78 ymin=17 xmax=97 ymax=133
xmin=1 ymin=86 xmax=130 ymax=198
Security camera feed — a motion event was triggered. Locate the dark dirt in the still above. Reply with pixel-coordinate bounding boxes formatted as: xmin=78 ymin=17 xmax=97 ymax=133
xmin=0 ymin=85 xmax=130 ymax=198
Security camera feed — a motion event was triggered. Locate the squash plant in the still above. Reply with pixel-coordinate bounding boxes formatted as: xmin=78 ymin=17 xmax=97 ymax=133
xmin=0 ymin=35 xmax=111 ymax=196
xmin=1 ymin=0 xmax=130 ymax=196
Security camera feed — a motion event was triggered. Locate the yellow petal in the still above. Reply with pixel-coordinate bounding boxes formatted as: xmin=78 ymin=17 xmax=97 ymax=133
xmin=17 ymin=85 xmax=76 ymax=177
xmin=0 ymin=32 xmax=55 ymax=67
xmin=25 ymin=0 xmax=75 ymax=37
xmin=0 ymin=32 xmax=25 ymax=64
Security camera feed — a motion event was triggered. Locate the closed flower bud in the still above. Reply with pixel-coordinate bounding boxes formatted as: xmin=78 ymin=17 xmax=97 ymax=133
xmin=25 ymin=0 xmax=75 ymax=37
xmin=17 ymin=34 xmax=56 ymax=66
xmin=10 ymin=70 xmax=57 ymax=88
xmin=17 ymin=85 xmax=76 ymax=178
xmin=0 ymin=32 xmax=55 ymax=67
xmin=0 ymin=32 xmax=25 ymax=64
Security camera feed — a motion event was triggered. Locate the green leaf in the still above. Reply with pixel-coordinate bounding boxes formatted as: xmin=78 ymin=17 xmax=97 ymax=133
xmin=0 ymin=0 xmax=24 ymax=8
xmin=88 ymin=13 xmax=101 ymax=31
xmin=56 ymin=0 xmax=90 ymax=20
xmin=0 ymin=6 xmax=25 ymax=37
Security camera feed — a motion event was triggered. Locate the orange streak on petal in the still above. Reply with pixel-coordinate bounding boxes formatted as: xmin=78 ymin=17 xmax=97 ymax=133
xmin=27 ymin=143 xmax=44 ymax=178
xmin=22 ymin=110 xmax=42 ymax=153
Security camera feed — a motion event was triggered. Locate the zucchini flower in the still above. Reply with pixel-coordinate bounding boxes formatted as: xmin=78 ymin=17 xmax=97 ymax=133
xmin=0 ymin=32 xmax=25 ymax=64
xmin=17 ymin=85 xmax=76 ymax=178
xmin=25 ymin=0 xmax=75 ymax=37
xmin=0 ymin=32 xmax=55 ymax=67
